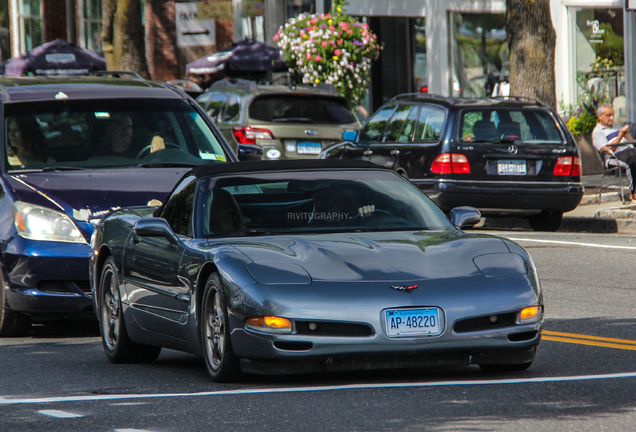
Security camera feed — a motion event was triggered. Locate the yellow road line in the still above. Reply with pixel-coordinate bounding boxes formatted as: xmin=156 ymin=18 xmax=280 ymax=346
xmin=541 ymin=330 xmax=636 ymax=351
xmin=542 ymin=330 xmax=636 ymax=345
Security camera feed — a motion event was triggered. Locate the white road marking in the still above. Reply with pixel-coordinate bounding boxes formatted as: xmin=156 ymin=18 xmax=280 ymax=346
xmin=507 ymin=237 xmax=636 ymax=250
xmin=38 ymin=409 xmax=83 ymax=418
xmin=3 ymin=371 xmax=636 ymax=405
xmin=115 ymin=429 xmax=155 ymax=432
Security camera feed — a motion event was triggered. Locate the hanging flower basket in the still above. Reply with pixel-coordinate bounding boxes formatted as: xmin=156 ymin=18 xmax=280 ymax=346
xmin=274 ymin=0 xmax=381 ymax=105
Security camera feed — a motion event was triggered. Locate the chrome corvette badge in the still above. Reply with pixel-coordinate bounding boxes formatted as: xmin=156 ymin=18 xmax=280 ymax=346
xmin=390 ymin=284 xmax=418 ymax=293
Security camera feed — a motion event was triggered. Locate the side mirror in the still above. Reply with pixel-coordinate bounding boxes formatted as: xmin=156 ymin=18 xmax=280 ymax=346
xmin=342 ymin=130 xmax=358 ymax=142
xmin=134 ymin=218 xmax=177 ymax=243
xmin=238 ymin=143 xmax=263 ymax=161
xmin=450 ymin=206 xmax=482 ymax=229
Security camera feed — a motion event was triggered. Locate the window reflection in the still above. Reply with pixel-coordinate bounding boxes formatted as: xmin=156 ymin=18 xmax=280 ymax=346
xmin=450 ymin=13 xmax=508 ymax=98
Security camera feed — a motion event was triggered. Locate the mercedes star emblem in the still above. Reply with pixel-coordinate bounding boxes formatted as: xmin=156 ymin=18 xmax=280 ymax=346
xmin=508 ymin=145 xmax=518 ymax=154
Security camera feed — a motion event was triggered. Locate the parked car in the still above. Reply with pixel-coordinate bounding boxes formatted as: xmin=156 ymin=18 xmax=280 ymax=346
xmin=320 ymin=94 xmax=584 ymax=231
xmin=195 ymin=79 xmax=361 ymax=160
xmin=90 ymin=159 xmax=543 ymax=382
xmin=0 ymin=75 xmax=237 ymax=337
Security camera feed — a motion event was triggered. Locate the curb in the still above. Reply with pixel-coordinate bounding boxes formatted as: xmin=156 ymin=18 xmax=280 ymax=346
xmin=477 ymin=216 xmax=636 ymax=234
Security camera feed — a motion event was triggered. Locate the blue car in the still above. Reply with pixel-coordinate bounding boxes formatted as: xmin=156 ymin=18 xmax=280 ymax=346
xmin=0 ymin=76 xmax=237 ymax=336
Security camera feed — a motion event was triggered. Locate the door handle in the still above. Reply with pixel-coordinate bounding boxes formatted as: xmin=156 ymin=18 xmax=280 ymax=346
xmin=363 ymin=150 xmax=373 ymax=156
xmin=391 ymin=149 xmax=400 ymax=156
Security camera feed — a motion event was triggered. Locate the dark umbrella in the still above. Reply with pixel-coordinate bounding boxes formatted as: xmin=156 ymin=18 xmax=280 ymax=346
xmin=3 ymin=39 xmax=106 ymax=77
xmin=186 ymin=39 xmax=287 ymax=75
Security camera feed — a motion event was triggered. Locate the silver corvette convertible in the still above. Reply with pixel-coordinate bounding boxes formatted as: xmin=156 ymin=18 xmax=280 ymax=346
xmin=89 ymin=159 xmax=543 ymax=382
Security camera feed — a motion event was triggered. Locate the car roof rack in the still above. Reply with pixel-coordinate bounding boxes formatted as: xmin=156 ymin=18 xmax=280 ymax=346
xmin=210 ymin=78 xmax=258 ymax=92
xmin=490 ymin=95 xmax=545 ymax=106
xmin=389 ymin=93 xmax=455 ymax=104
xmin=90 ymin=70 xmax=144 ymax=79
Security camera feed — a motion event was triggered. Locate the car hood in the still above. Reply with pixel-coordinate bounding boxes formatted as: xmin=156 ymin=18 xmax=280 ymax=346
xmin=6 ymin=168 xmax=191 ymax=219
xmin=229 ymin=231 xmax=516 ymax=283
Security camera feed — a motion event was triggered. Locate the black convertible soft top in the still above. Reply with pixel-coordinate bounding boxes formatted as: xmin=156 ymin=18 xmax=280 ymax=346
xmin=189 ymin=159 xmax=388 ymax=178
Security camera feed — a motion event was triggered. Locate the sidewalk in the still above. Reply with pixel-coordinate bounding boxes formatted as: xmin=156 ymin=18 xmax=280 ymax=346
xmin=478 ymin=174 xmax=636 ymax=234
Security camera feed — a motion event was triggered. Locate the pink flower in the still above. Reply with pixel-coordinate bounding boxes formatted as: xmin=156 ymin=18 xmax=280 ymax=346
xmin=311 ymin=18 xmax=318 ymax=24
xmin=322 ymin=41 xmax=328 ymax=47
xmin=316 ymin=55 xmax=322 ymax=61
xmin=312 ymin=48 xmax=317 ymax=53
xmin=334 ymin=49 xmax=341 ymax=55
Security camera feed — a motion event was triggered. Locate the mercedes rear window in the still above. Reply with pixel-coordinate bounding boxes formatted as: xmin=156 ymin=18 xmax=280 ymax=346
xmin=248 ymin=95 xmax=357 ymax=125
xmin=459 ymin=109 xmax=564 ymax=143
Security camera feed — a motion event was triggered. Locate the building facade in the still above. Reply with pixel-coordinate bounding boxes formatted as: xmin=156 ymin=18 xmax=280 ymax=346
xmin=3 ymin=0 xmax=631 ymax=118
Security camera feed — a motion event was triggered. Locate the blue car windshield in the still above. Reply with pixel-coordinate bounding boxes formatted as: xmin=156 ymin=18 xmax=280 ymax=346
xmin=196 ymin=170 xmax=454 ymax=236
xmin=4 ymin=99 xmax=228 ymax=171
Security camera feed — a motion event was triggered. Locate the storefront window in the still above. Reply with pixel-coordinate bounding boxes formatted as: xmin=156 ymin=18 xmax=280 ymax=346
xmin=0 ymin=0 xmax=10 ymax=61
xmin=449 ymin=12 xmax=508 ymax=98
xmin=573 ymin=7 xmax=624 ymax=111
xmin=84 ymin=0 xmax=102 ymax=53
xmin=18 ymin=0 xmax=42 ymax=52
xmin=285 ymin=0 xmax=314 ymax=20
xmin=413 ymin=18 xmax=427 ymax=93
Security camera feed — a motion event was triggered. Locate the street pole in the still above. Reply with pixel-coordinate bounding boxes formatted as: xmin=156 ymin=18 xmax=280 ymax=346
xmin=625 ymin=1 xmax=636 ymax=123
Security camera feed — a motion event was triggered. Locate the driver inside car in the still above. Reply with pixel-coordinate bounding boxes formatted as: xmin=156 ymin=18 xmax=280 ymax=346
xmin=102 ymin=112 xmax=166 ymax=158
xmin=309 ymin=188 xmax=375 ymax=226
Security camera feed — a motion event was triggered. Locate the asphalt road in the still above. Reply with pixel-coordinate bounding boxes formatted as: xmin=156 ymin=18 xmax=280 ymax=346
xmin=1 ymin=230 xmax=636 ymax=432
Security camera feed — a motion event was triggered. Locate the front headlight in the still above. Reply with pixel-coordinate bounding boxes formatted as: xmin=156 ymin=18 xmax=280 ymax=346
xmin=14 ymin=201 xmax=86 ymax=244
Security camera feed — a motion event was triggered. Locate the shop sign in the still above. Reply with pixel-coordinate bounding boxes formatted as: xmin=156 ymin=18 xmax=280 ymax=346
xmin=242 ymin=0 xmax=264 ymax=17
xmin=176 ymin=2 xmax=216 ymax=47
xmin=587 ymin=20 xmax=605 ymax=44
xmin=197 ymin=1 xmax=233 ymax=20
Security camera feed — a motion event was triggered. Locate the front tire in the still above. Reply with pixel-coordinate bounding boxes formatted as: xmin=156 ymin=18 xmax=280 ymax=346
xmin=99 ymin=257 xmax=161 ymax=363
xmin=201 ymin=273 xmax=241 ymax=382
xmin=0 ymin=271 xmax=31 ymax=337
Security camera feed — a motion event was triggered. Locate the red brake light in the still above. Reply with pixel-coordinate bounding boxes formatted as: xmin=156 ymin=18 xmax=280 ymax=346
xmin=553 ymin=156 xmax=581 ymax=176
xmin=431 ymin=153 xmax=471 ymax=174
xmin=231 ymin=127 xmax=274 ymax=144
xmin=420 ymin=86 xmax=428 ymax=93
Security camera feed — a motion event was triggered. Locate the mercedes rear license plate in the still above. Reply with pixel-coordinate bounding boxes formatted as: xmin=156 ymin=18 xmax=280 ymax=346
xmin=498 ymin=159 xmax=527 ymax=175
xmin=297 ymin=141 xmax=322 ymax=155
xmin=385 ymin=307 xmax=441 ymax=337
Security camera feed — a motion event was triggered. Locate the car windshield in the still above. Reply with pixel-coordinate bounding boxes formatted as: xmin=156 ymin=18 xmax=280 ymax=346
xmin=249 ymin=95 xmax=357 ymax=125
xmin=4 ymin=98 xmax=229 ymax=171
xmin=197 ymin=170 xmax=454 ymax=237
xmin=459 ymin=108 xmax=564 ymax=143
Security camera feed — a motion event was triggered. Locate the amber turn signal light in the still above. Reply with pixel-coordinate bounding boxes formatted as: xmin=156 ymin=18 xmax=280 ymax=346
xmin=519 ymin=306 xmax=542 ymax=324
xmin=246 ymin=316 xmax=293 ymax=333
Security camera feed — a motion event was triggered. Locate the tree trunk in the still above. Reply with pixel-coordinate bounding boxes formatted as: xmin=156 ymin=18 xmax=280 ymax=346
xmin=505 ymin=0 xmax=556 ymax=109
xmin=102 ymin=0 xmax=150 ymax=78
xmin=101 ymin=0 xmax=117 ymax=70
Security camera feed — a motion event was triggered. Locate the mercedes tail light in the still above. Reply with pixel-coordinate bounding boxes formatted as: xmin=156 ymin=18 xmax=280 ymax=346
xmin=553 ymin=156 xmax=581 ymax=176
xmin=232 ymin=127 xmax=275 ymax=144
xmin=431 ymin=153 xmax=471 ymax=174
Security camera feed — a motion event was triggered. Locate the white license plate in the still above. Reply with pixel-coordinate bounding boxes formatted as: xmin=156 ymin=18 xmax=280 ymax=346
xmin=297 ymin=141 xmax=322 ymax=154
xmin=385 ymin=308 xmax=441 ymax=337
xmin=498 ymin=159 xmax=527 ymax=175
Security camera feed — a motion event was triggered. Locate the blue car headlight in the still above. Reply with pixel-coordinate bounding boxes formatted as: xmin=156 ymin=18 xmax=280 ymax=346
xmin=14 ymin=201 xmax=86 ymax=244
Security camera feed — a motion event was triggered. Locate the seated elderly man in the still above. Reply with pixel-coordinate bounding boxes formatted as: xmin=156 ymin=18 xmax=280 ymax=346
xmin=592 ymin=103 xmax=636 ymax=200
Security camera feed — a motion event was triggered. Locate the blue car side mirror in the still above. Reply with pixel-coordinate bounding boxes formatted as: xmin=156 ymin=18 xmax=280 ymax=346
xmin=342 ymin=130 xmax=357 ymax=142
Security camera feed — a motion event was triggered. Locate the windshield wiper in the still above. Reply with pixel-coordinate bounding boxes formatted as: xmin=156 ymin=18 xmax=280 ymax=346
xmin=137 ymin=162 xmax=203 ymax=168
xmin=271 ymin=118 xmax=318 ymax=123
xmin=41 ymin=166 xmax=87 ymax=171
